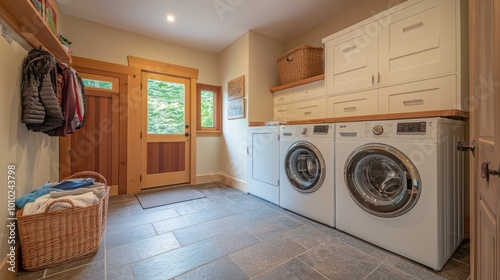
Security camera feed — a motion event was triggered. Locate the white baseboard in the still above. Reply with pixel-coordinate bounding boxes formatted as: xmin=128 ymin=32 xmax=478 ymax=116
xmin=195 ymin=174 xmax=223 ymax=184
xmin=196 ymin=173 xmax=247 ymax=193
xmin=218 ymin=173 xmax=247 ymax=193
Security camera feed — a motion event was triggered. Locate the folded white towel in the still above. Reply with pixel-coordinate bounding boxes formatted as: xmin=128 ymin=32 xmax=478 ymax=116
xmin=23 ymin=192 xmax=98 ymax=216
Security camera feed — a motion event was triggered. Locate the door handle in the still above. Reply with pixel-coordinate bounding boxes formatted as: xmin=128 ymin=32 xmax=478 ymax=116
xmin=185 ymin=132 xmax=190 ymax=137
xmin=481 ymin=162 xmax=500 ymax=181
xmin=457 ymin=140 xmax=475 ymax=156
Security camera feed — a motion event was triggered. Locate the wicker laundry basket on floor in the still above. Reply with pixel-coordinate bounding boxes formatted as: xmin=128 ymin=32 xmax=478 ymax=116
xmin=276 ymin=45 xmax=324 ymax=85
xmin=16 ymin=171 xmax=109 ymax=271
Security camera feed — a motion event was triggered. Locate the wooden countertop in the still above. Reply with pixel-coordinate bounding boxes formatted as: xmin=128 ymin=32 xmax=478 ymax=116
xmin=249 ymin=109 xmax=469 ymax=127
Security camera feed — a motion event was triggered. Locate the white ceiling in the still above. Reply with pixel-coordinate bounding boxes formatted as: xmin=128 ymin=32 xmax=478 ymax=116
xmin=57 ymin=0 xmax=365 ymax=54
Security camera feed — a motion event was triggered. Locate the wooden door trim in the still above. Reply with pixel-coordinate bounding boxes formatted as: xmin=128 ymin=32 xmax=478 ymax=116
xmin=468 ymin=1 xmax=477 ymax=276
xmin=130 ymin=57 xmax=198 ymax=188
xmin=128 ymin=56 xmax=199 ymax=79
xmin=71 ymin=56 xmax=144 ymax=195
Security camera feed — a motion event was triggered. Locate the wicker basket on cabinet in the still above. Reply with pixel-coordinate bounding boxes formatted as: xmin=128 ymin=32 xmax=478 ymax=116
xmin=16 ymin=171 xmax=109 ymax=271
xmin=276 ymin=45 xmax=324 ymax=85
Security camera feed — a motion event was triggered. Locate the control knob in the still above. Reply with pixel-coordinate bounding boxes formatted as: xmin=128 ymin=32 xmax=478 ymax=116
xmin=372 ymin=125 xmax=384 ymax=135
xmin=300 ymin=127 xmax=308 ymax=135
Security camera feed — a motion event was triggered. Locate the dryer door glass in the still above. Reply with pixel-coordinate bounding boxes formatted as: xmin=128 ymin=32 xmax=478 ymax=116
xmin=285 ymin=142 xmax=325 ymax=193
xmin=344 ymin=143 xmax=421 ymax=218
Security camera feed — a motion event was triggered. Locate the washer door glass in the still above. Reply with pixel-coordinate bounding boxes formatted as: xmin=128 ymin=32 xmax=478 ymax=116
xmin=285 ymin=142 xmax=325 ymax=193
xmin=345 ymin=143 xmax=421 ymax=218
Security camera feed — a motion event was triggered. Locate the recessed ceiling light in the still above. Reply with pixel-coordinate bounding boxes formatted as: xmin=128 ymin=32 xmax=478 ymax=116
xmin=166 ymin=15 xmax=175 ymax=22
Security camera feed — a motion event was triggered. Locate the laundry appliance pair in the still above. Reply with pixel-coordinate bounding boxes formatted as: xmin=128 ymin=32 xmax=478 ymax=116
xmin=248 ymin=118 xmax=465 ymax=271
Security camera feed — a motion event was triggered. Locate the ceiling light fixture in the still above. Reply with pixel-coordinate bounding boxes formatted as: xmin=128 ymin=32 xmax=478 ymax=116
xmin=166 ymin=15 xmax=175 ymax=22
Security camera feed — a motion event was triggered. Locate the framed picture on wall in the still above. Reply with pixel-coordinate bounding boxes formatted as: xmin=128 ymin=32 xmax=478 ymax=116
xmin=228 ymin=98 xmax=245 ymax=120
xmin=227 ymin=75 xmax=245 ymax=100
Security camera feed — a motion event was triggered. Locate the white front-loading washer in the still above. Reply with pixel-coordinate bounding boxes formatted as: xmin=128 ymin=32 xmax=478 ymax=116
xmin=280 ymin=124 xmax=335 ymax=227
xmin=246 ymin=126 xmax=280 ymax=205
xmin=335 ymin=118 xmax=465 ymax=271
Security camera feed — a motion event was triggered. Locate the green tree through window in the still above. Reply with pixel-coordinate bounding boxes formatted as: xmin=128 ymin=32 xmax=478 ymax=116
xmin=201 ymin=90 xmax=215 ymax=127
xmin=147 ymin=79 xmax=185 ymax=134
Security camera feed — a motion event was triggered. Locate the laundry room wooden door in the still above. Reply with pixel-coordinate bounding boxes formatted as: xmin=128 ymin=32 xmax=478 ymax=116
xmin=59 ymin=69 xmax=128 ymax=196
xmin=469 ymin=0 xmax=500 ymax=278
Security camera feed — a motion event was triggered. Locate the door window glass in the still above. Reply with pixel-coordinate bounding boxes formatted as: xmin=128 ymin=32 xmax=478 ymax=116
xmin=147 ymin=79 xmax=185 ymax=134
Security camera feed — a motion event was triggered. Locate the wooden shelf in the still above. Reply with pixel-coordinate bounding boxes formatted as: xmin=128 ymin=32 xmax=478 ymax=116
xmin=270 ymin=74 xmax=324 ymax=93
xmin=0 ymin=0 xmax=70 ymax=63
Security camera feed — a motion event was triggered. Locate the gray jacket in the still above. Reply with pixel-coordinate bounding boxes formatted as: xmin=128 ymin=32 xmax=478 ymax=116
xmin=21 ymin=49 xmax=64 ymax=132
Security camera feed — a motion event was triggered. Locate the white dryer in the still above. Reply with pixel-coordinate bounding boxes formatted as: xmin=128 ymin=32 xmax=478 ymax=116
xmin=335 ymin=118 xmax=465 ymax=271
xmin=280 ymin=124 xmax=335 ymax=227
xmin=246 ymin=126 xmax=280 ymax=205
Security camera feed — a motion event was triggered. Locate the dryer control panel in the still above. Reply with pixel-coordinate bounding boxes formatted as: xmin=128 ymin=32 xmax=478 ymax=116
xmin=396 ymin=122 xmax=427 ymax=135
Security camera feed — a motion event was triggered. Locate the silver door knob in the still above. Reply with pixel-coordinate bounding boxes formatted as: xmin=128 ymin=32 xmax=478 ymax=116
xmin=481 ymin=162 xmax=500 ymax=181
xmin=457 ymin=140 xmax=475 ymax=156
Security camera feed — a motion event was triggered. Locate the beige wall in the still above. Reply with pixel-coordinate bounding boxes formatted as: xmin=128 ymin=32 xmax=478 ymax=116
xmin=0 ymin=37 xmax=57 ymax=265
xmin=218 ymin=32 xmax=250 ymax=189
xmin=286 ymin=0 xmax=408 ymax=50
xmin=59 ymin=14 xmax=219 ymax=85
xmin=248 ymin=32 xmax=285 ymax=123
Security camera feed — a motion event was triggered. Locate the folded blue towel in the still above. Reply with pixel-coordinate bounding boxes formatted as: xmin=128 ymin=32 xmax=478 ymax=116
xmin=15 ymin=178 xmax=97 ymax=209
xmin=15 ymin=183 xmax=60 ymax=209
xmin=52 ymin=178 xmax=95 ymax=191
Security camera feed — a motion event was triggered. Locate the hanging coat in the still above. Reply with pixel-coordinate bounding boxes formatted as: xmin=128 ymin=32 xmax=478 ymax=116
xmin=21 ymin=49 xmax=65 ymax=132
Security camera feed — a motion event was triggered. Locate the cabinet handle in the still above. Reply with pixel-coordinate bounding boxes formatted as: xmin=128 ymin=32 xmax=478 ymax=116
xmin=277 ymin=110 xmax=287 ymax=113
xmin=343 ymin=107 xmax=357 ymax=111
xmin=279 ymin=97 xmax=284 ymax=101
xmin=303 ymin=112 xmax=312 ymax=116
xmin=297 ymin=105 xmax=317 ymax=110
xmin=343 ymin=45 xmax=358 ymax=53
xmin=403 ymin=21 xmax=424 ymax=33
xmin=372 ymin=74 xmax=375 ymax=85
xmin=403 ymin=99 xmax=424 ymax=105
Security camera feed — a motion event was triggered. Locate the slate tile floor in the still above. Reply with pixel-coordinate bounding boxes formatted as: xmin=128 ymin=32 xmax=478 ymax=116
xmin=15 ymin=182 xmax=470 ymax=280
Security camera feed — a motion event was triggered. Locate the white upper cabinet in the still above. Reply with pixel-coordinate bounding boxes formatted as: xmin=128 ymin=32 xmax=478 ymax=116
xmin=378 ymin=0 xmax=457 ymax=85
xmin=325 ymin=23 xmax=379 ymax=94
xmin=323 ymin=0 xmax=466 ymax=112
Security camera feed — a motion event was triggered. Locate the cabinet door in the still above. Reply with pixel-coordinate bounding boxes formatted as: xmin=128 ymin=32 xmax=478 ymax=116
xmin=290 ymin=99 xmax=326 ymax=121
xmin=274 ymin=104 xmax=294 ymax=121
xmin=325 ymin=22 xmax=379 ymax=95
xmin=274 ymin=88 xmax=294 ymax=105
xmin=378 ymin=0 xmax=457 ymax=85
xmin=293 ymin=81 xmax=325 ymax=102
xmin=378 ymin=75 xmax=456 ymax=114
xmin=326 ymin=89 xmax=378 ymax=118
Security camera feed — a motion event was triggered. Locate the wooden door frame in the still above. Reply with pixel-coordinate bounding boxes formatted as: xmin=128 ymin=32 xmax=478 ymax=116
xmin=469 ymin=0 xmax=500 ymax=277
xmin=127 ymin=56 xmax=199 ymax=189
xmin=64 ymin=56 xmax=140 ymax=195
